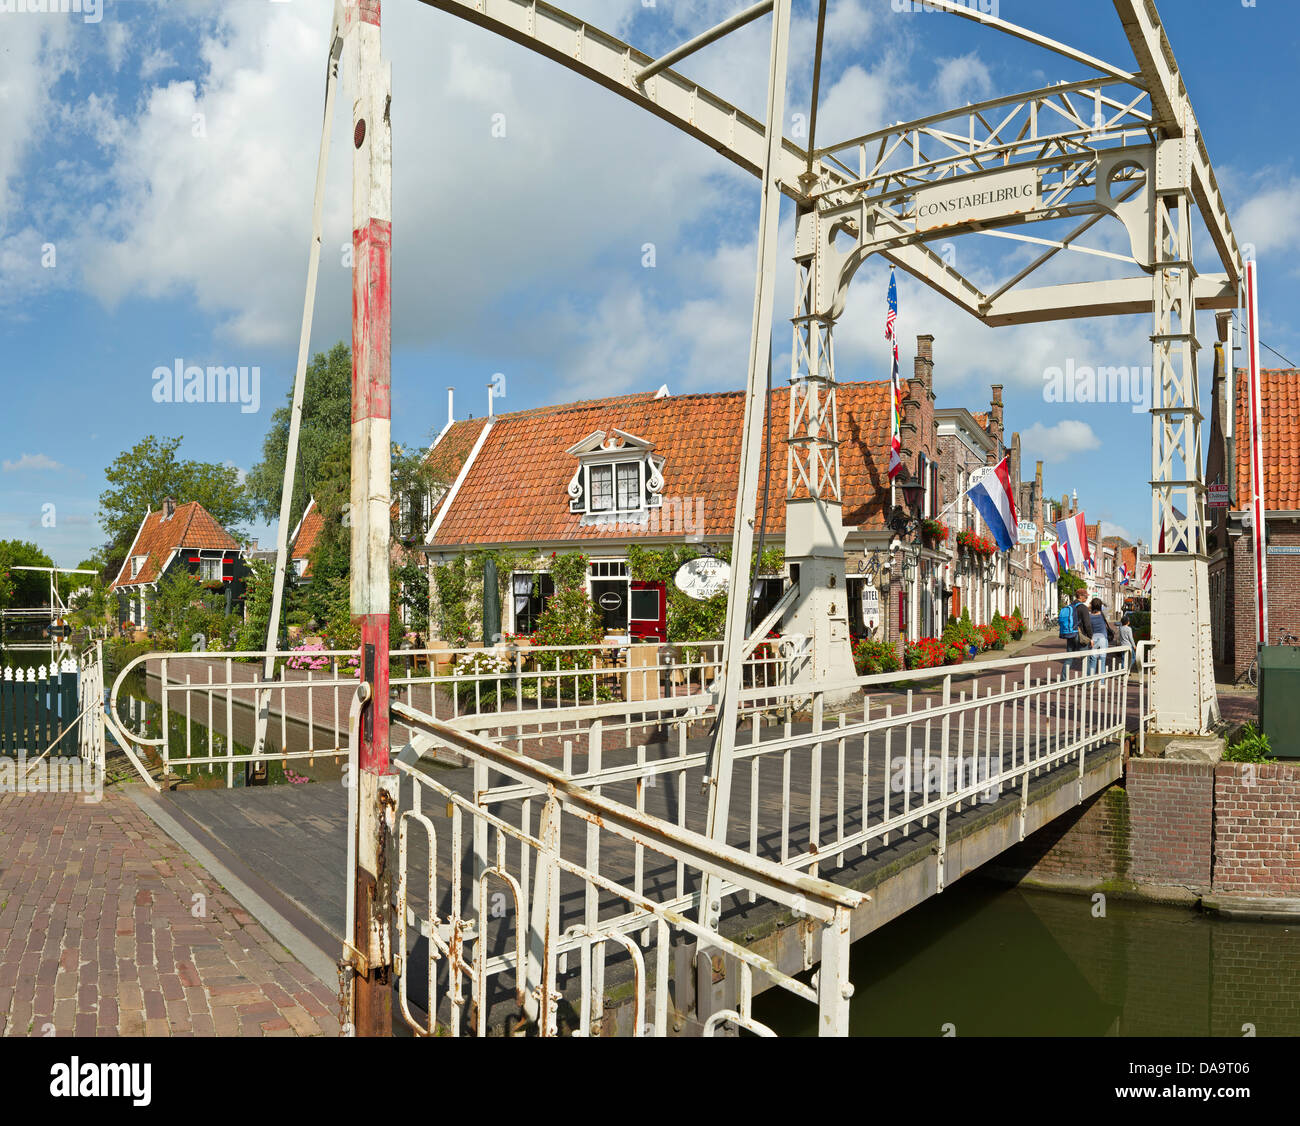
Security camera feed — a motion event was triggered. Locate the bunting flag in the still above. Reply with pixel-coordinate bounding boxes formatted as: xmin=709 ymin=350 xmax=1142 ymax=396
xmin=1056 ymin=512 xmax=1090 ymax=569
xmin=1039 ymin=547 xmax=1060 ymax=583
xmin=886 ymin=269 xmax=903 ymax=481
xmin=966 ymin=456 xmax=1019 ymax=552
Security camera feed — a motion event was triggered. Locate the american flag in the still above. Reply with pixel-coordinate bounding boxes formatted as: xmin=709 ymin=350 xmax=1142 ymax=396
xmin=886 ymin=269 xmax=902 ymax=481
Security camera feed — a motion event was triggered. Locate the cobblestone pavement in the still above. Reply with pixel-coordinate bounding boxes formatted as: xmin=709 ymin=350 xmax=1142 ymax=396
xmin=0 ymin=789 xmax=339 ymax=1037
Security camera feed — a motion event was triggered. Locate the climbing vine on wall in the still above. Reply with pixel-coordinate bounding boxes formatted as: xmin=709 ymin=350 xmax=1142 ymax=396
xmin=627 ymin=544 xmax=786 ymax=644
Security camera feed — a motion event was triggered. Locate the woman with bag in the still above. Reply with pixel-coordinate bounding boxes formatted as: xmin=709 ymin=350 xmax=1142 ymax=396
xmin=1086 ymin=597 xmax=1111 ymax=676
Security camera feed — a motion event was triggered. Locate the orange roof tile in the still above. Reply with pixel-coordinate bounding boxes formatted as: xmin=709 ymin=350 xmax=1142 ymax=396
xmin=291 ymin=500 xmax=325 ymax=577
xmin=1234 ymin=368 xmax=1300 ymax=510
xmin=111 ymin=502 xmax=241 ymax=590
xmin=427 ymin=382 xmax=893 ymax=547
xmin=971 ymin=411 xmax=989 ymax=430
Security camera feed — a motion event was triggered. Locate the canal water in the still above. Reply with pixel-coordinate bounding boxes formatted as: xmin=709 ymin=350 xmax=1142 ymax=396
xmin=756 ymin=877 xmax=1300 ymax=1036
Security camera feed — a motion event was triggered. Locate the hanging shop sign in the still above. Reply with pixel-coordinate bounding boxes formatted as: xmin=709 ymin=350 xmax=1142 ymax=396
xmin=673 ymin=556 xmax=731 ymax=601
xmin=860 ymin=580 xmax=880 ymax=632
xmin=1207 ymin=483 xmax=1230 ymax=508
xmin=1017 ymin=520 xmax=1037 ymax=544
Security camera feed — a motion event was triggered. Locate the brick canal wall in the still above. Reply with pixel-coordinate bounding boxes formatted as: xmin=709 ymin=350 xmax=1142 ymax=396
xmin=995 ymin=757 xmax=1300 ymax=899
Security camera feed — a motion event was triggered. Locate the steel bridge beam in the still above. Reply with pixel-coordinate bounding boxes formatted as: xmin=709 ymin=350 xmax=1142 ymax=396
xmin=414 ymin=0 xmax=989 ymax=320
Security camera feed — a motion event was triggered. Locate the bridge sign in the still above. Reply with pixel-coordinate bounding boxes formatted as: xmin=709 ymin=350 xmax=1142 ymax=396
xmin=674 ymin=556 xmax=730 ymax=601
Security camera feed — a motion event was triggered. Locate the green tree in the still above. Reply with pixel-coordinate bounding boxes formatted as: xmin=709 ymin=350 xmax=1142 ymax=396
xmin=1058 ymin=569 xmax=1087 ymax=603
xmin=246 ymin=342 xmax=354 ymax=532
xmin=99 ymin=436 xmax=254 ymax=568
xmin=0 ymin=541 xmax=56 ymax=609
xmin=146 ymin=569 xmax=235 ymax=651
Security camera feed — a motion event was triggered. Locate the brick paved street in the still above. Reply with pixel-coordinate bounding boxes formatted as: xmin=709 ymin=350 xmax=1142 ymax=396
xmin=0 ymin=790 xmax=339 ymax=1038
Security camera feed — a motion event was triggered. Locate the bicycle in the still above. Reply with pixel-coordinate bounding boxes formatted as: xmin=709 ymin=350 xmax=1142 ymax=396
xmin=1245 ymin=628 xmax=1299 ymax=687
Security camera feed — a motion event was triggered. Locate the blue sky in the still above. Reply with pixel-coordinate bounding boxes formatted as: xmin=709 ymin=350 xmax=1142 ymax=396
xmin=2 ymin=0 xmax=1298 ymax=566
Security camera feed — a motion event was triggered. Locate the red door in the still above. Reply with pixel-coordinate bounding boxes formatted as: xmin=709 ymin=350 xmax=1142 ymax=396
xmin=629 ymin=581 xmax=667 ymax=642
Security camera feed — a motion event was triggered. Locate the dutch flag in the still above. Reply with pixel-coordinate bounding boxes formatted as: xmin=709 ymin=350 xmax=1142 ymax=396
xmin=966 ymin=456 xmax=1019 ymax=552
xmin=1120 ymin=563 xmax=1130 ymax=586
xmin=1039 ymin=546 xmax=1060 ymax=583
xmin=1056 ymin=512 xmax=1090 ymax=569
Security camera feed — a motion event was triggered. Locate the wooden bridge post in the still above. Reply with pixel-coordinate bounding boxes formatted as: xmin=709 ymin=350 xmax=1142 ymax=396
xmin=343 ymin=0 xmax=397 ymax=1038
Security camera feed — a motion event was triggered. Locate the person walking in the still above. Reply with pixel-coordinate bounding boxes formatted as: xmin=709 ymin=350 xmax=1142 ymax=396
xmin=1058 ymin=590 xmax=1084 ymax=656
xmin=1118 ymin=613 xmax=1138 ymax=668
xmin=1085 ymin=597 xmax=1111 ymax=676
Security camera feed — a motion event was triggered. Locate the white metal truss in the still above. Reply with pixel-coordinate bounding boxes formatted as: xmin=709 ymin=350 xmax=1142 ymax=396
xmin=408 ymin=0 xmax=1241 ymax=759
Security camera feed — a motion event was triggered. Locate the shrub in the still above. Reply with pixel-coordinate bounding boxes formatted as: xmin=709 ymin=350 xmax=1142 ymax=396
xmin=904 ymin=637 xmax=962 ymax=670
xmin=853 ymin=638 xmax=901 ymax=676
xmin=1128 ymin=610 xmax=1151 ymax=642
xmin=978 ymin=623 xmax=1001 ymax=651
xmin=943 ymin=614 xmax=980 ymax=653
xmin=1224 ymin=722 xmax=1275 ymax=763
xmin=452 ymin=648 xmax=517 ymax=711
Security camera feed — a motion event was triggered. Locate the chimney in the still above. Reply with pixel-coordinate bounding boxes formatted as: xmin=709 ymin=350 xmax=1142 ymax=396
xmin=487 ymin=382 xmax=495 ymax=418
xmin=914 ymin=334 xmax=935 ymax=398
xmin=163 ymin=496 xmax=176 ymax=521
xmin=447 ymin=387 xmax=455 ymax=428
xmin=987 ymin=384 xmax=1004 ymax=461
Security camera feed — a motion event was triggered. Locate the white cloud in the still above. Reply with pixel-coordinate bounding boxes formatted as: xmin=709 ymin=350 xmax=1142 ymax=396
xmin=1100 ymin=520 xmax=1135 ymax=543
xmin=1235 ymin=175 xmax=1300 ymax=259
xmin=934 ymin=53 xmax=993 ymax=107
xmin=1020 ymin=420 xmax=1101 ymax=463
xmin=3 ymin=452 xmax=65 ymax=472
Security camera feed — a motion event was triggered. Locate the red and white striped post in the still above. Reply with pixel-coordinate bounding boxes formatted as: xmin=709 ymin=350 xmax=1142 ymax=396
xmin=1245 ymin=259 xmax=1269 ymax=650
xmin=343 ymin=0 xmax=395 ymax=1037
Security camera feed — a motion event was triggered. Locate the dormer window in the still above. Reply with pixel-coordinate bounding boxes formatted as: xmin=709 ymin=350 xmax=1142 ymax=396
xmin=567 ymin=429 xmax=664 ymax=524
xmin=131 ymin=555 xmax=146 ymax=578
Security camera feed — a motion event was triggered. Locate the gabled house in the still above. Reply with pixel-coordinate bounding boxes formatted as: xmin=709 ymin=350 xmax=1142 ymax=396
xmin=1205 ymin=360 xmax=1300 ymax=679
xmin=289 ymin=497 xmax=325 ymax=580
xmin=110 ymin=497 xmax=248 ymax=631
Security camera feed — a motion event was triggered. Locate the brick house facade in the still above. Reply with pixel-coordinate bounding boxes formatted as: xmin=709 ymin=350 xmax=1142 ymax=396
xmin=1205 ymin=356 xmax=1300 ymax=680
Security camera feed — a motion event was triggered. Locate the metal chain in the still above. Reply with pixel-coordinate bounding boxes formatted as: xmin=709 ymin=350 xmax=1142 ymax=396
xmin=337 ymin=960 xmax=355 ymax=1037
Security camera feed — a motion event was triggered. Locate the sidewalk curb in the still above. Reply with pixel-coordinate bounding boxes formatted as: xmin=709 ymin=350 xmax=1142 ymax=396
xmin=127 ymin=787 xmax=339 ymax=990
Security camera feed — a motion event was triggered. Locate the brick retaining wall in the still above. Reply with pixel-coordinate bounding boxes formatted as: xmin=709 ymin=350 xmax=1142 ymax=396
xmin=998 ymin=757 xmax=1300 ymax=898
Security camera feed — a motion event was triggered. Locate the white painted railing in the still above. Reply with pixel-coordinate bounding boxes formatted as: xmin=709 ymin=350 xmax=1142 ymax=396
xmin=105 ymin=639 xmax=785 ymax=783
xmin=387 ymin=703 xmax=864 ymax=1036
xmin=451 ymin=645 xmax=1134 ymax=893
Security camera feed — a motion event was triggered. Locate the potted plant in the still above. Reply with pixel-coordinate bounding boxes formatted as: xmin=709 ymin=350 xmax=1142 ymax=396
xmin=920 ymin=519 xmax=949 ymax=547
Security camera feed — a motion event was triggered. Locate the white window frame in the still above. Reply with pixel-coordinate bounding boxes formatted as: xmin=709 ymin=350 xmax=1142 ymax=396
xmin=584 ymin=460 xmax=644 ymax=516
xmin=199 ymin=556 xmax=223 ymax=582
xmin=131 ymin=555 xmax=146 ymax=578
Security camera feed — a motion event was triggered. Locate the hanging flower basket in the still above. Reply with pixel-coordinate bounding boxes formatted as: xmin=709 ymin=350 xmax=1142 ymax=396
xmin=920 ymin=519 xmax=949 ymax=546
xmin=956 ymin=529 xmax=997 ymax=557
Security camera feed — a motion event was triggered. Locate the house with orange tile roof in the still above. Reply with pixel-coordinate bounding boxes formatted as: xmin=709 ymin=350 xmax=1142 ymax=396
xmin=1206 ymin=359 xmax=1300 ymax=679
xmin=110 ymin=497 xmax=248 ymax=632
xmin=415 ymin=335 xmax=1042 ymax=646
xmin=289 ymin=498 xmax=325 ymax=580
xmin=418 ymin=340 xmax=962 ymax=644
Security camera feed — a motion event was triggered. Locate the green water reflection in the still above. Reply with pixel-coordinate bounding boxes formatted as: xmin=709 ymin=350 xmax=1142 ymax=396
xmin=756 ymin=879 xmax=1300 ymax=1036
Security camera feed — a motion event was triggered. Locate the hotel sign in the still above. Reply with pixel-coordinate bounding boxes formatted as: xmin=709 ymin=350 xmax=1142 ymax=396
xmin=674 ymin=556 xmax=731 ymax=601
xmin=914 ymin=168 xmax=1041 ymax=233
